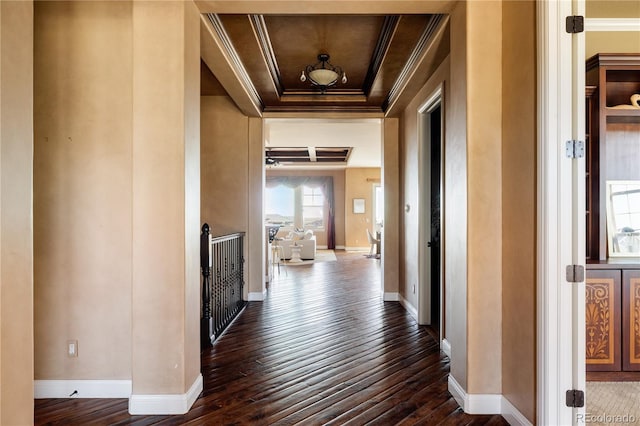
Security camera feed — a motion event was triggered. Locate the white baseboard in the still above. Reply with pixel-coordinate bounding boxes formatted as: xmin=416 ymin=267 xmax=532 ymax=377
xmin=248 ymin=289 xmax=267 ymax=301
xmin=383 ymin=292 xmax=399 ymax=301
xmin=335 ymin=245 xmax=345 ymax=250
xmin=34 ymin=379 xmax=132 ymax=398
xmin=345 ymin=246 xmax=370 ymax=252
xmin=501 ymin=396 xmax=533 ymax=426
xmin=441 ymin=338 xmax=452 ymax=358
xmin=447 ymin=375 xmax=532 ymax=424
xmin=448 ymin=375 xmax=500 ymax=414
xmin=399 ymin=295 xmax=418 ymax=322
xmin=317 ymin=245 xmax=328 ymax=250
xmin=129 ymin=373 xmax=202 ymax=415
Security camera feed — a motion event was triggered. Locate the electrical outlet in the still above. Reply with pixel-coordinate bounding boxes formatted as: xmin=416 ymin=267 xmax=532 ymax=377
xmin=67 ymin=340 xmax=78 ymax=357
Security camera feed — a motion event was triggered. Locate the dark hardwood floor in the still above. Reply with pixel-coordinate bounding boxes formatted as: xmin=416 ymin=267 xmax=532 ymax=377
xmin=35 ymin=251 xmax=507 ymax=425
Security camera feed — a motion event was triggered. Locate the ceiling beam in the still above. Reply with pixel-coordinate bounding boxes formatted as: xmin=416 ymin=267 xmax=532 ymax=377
xmin=200 ymin=14 xmax=263 ymax=117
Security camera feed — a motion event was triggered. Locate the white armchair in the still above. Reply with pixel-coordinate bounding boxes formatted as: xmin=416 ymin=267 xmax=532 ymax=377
xmin=275 ymin=230 xmax=317 ymax=260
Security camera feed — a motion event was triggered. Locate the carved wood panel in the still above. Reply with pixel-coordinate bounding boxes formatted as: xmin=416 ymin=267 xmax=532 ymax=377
xmin=623 ymin=271 xmax=640 ymax=371
xmin=586 ymin=269 xmax=621 ymax=371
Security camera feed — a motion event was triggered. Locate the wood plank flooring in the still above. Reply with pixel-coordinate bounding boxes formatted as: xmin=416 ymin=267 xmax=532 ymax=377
xmin=35 ymin=251 xmax=508 ymax=425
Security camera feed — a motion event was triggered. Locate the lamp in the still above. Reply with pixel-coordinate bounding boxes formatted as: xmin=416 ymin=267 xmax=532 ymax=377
xmin=300 ymin=53 xmax=347 ymax=93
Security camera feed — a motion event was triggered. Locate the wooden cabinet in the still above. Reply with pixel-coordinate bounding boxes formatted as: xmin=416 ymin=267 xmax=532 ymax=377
xmin=586 ymin=265 xmax=640 ymax=379
xmin=623 ymin=269 xmax=640 ymax=371
xmin=585 ymin=54 xmax=640 ymax=261
xmin=586 ymin=269 xmax=621 ymax=371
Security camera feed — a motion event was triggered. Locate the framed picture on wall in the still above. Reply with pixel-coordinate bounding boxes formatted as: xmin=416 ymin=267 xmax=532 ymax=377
xmin=353 ymin=198 xmax=365 ymax=214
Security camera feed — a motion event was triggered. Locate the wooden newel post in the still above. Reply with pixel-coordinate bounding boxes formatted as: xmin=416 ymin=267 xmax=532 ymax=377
xmin=201 ymin=223 xmax=213 ymax=348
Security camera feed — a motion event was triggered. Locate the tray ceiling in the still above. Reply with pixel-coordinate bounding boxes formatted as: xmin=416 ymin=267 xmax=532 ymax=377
xmin=202 ymin=13 xmax=450 ymax=115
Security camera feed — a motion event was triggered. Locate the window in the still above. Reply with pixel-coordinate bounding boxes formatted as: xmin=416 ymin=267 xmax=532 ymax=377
xmin=302 ymin=186 xmax=324 ymax=229
xmin=265 ymin=185 xmax=294 ymax=227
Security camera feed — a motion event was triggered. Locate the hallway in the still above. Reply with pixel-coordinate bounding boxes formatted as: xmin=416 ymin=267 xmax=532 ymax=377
xmin=35 ymin=252 xmax=507 ymax=425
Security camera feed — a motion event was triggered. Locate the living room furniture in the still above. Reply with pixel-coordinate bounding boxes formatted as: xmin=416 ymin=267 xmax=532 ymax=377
xmin=278 ymin=236 xmax=316 ymax=260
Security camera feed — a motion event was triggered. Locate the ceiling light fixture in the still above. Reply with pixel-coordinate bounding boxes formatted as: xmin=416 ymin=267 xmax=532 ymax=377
xmin=300 ymin=53 xmax=347 ymax=93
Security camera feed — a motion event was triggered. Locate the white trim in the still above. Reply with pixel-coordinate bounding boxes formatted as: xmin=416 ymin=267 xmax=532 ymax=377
xmin=584 ymin=18 xmax=640 ymax=32
xmin=382 ymin=292 xmax=399 ymax=301
xmin=536 ymin=1 xmax=575 ymax=425
xmin=335 ymin=245 xmax=345 ymax=250
xmin=502 ymin=396 xmax=534 ymax=426
xmin=344 ymin=246 xmax=370 ymax=252
xmin=34 ymin=380 xmax=132 ymax=398
xmin=441 ymin=338 xmax=451 ymax=358
xmin=128 ymin=373 xmax=203 ymax=415
xmin=399 ymin=295 xmax=418 ymax=322
xmin=248 ymin=289 xmax=267 ymax=301
xmin=316 ymin=244 xmax=328 ymax=250
xmin=447 ymin=375 xmax=500 ymax=415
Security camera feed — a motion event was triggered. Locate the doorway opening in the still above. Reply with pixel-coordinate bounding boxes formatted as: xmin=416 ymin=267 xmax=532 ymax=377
xmin=417 ymin=87 xmax=444 ymax=342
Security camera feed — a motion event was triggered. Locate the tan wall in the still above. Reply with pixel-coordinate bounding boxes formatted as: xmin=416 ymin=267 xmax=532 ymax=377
xmin=1 ymin=1 xmax=35 ymax=424
xmin=400 ymin=56 xmax=449 ymax=319
xmin=34 ymin=0 xmax=201 ymax=398
xmin=586 ymin=32 xmax=640 ymax=59
xmin=383 ymin=118 xmax=400 ymax=296
xmin=585 ymin=1 xmax=640 ymax=59
xmin=502 ymin=1 xmax=536 ymax=422
xmin=266 ymin=169 xmax=346 ymax=248
xmin=201 ymin=95 xmax=264 ymax=297
xmin=34 ymin=0 xmax=133 ymax=381
xmin=446 ymin=1 xmax=469 ymax=390
xmin=344 ymin=168 xmax=381 ymax=249
xmin=466 ymin=0 xmax=503 ymax=395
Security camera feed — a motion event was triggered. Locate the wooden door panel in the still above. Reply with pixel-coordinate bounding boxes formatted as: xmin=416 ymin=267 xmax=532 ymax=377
xmin=623 ymin=270 xmax=640 ymax=371
xmin=586 ymin=269 xmax=622 ymax=371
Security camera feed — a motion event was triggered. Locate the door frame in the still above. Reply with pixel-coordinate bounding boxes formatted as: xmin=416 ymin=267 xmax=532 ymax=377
xmin=536 ymin=1 xmax=586 ymax=425
xmin=417 ymin=84 xmax=444 ymax=339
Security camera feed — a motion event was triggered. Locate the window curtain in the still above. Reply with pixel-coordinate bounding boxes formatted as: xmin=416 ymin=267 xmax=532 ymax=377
xmin=265 ymin=176 xmax=335 ymax=249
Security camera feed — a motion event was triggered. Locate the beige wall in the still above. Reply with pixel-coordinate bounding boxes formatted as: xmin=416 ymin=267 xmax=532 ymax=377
xmin=466 ymin=0 xmax=503 ymax=395
xmin=34 ymin=0 xmax=133 ymax=381
xmin=201 ymin=95 xmax=264 ymax=298
xmin=266 ymin=169 xmax=346 ymax=248
xmin=1 ymin=1 xmax=34 ymax=424
xmin=400 ymin=56 xmax=449 ymax=319
xmin=382 ymin=118 xmax=400 ymax=296
xmin=344 ymin=168 xmax=381 ymax=249
xmin=502 ymin=1 xmax=536 ymax=422
xmin=34 ymin=0 xmax=201 ymax=400
xmin=446 ymin=1 xmax=469 ymax=390
xmin=585 ymin=0 xmax=640 ymax=59
xmin=586 ymin=0 xmax=640 ymax=18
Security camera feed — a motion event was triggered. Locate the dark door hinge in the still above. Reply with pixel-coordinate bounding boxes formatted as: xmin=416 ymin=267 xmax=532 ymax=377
xmin=566 ymin=265 xmax=585 ymax=283
xmin=566 ymin=389 xmax=585 ymax=407
xmin=566 ymin=15 xmax=584 ymax=33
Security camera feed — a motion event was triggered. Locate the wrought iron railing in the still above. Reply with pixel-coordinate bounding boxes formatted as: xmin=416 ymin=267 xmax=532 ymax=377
xmin=201 ymin=224 xmax=246 ymax=349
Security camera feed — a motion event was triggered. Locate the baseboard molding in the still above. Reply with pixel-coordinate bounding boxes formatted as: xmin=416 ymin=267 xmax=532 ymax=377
xmin=441 ymin=338 xmax=452 ymax=358
xmin=447 ymin=375 xmax=532 ymax=424
xmin=399 ymin=295 xmax=418 ymax=322
xmin=448 ymin=375 xmax=500 ymax=414
xmin=501 ymin=396 xmax=533 ymax=426
xmin=317 ymin=245 xmax=328 ymax=250
xmin=383 ymin=292 xmax=399 ymax=301
xmin=335 ymin=245 xmax=345 ymax=250
xmin=34 ymin=379 xmax=132 ymax=398
xmin=345 ymin=246 xmax=370 ymax=252
xmin=129 ymin=373 xmax=203 ymax=415
xmin=248 ymin=289 xmax=267 ymax=301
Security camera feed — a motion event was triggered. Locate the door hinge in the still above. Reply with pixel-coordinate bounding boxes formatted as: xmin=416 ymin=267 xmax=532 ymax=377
xmin=566 ymin=15 xmax=584 ymax=33
xmin=565 ymin=140 xmax=585 ymax=159
xmin=566 ymin=264 xmax=585 ymax=283
xmin=566 ymin=389 xmax=585 ymax=408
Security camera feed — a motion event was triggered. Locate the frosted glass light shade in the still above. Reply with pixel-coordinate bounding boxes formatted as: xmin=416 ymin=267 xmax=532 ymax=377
xmin=308 ymin=69 xmax=339 ymax=86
